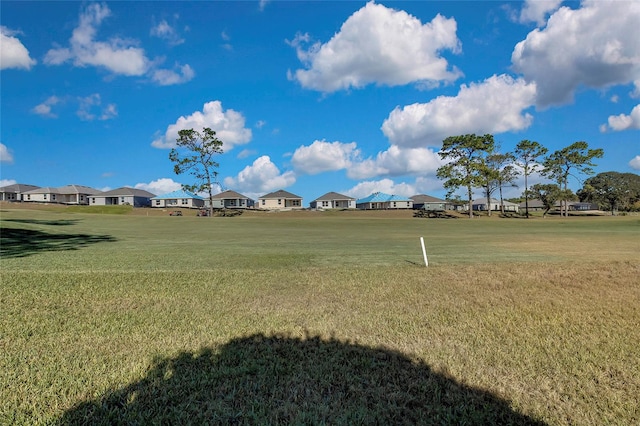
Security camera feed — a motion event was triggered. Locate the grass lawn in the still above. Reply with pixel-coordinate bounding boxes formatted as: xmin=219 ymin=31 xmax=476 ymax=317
xmin=1 ymin=204 xmax=639 ymax=425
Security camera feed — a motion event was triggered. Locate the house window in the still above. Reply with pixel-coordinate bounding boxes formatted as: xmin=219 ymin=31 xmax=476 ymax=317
xmin=322 ymin=201 xmax=328 ymax=207
xmin=182 ymin=199 xmax=189 ymax=205
xmin=261 ymin=199 xmax=265 ymax=205
xmin=121 ymin=197 xmax=125 ymax=203
xmin=92 ymin=198 xmax=95 ymax=203
xmin=44 ymin=194 xmax=47 ymax=200
xmin=27 ymin=195 xmax=31 ymax=200
xmin=52 ymin=194 xmax=56 ymax=201
xmin=155 ymin=200 xmax=160 ymax=206
xmin=278 ymin=199 xmax=282 ymax=205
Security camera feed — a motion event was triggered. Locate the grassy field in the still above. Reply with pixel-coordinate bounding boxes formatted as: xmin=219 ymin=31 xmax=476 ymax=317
xmin=1 ymin=204 xmax=639 ymax=425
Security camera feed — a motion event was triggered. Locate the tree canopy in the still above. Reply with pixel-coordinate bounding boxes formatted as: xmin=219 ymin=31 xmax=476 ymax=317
xmin=577 ymin=171 xmax=640 ymax=214
xmin=169 ymin=128 xmax=224 ymax=216
xmin=542 ymin=141 xmax=603 ymax=217
xmin=514 ymin=140 xmax=547 ymax=218
xmin=437 ymin=134 xmax=495 ymax=218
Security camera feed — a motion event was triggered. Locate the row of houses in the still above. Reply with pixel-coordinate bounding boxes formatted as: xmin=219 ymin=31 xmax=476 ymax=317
xmin=0 ymin=183 xmax=597 ymax=212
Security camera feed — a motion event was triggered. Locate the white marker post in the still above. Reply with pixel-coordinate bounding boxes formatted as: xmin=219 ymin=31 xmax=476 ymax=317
xmin=420 ymin=237 xmax=428 ymax=267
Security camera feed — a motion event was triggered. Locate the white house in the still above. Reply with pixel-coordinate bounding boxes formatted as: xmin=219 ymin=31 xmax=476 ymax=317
xmin=356 ymin=192 xmax=413 ymax=210
xmin=91 ymin=187 xmax=156 ymax=207
xmin=0 ymin=183 xmax=40 ymax=202
xmin=208 ymin=190 xmax=255 ymax=209
xmin=472 ymin=198 xmax=519 ymax=212
xmin=310 ymin=192 xmax=356 ymax=209
xmin=151 ymin=189 xmax=205 ymax=209
xmin=22 ymin=185 xmax=101 ymax=204
xmin=410 ymin=194 xmax=450 ymax=211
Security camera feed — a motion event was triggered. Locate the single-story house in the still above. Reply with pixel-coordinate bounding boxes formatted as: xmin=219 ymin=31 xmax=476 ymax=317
xmin=91 ymin=187 xmax=156 ymax=207
xmin=0 ymin=183 xmax=40 ymax=202
xmin=472 ymin=198 xmax=519 ymax=212
xmin=258 ymin=189 xmax=303 ymax=210
xmin=568 ymin=202 xmax=599 ymax=211
xmin=356 ymin=192 xmax=413 ymax=210
xmin=519 ymin=199 xmax=546 ymax=212
xmin=22 ymin=184 xmax=102 ymax=205
xmin=207 ymin=190 xmax=255 ymax=209
xmin=410 ymin=194 xmax=450 ymax=211
xmin=151 ymin=189 xmax=205 ymax=209
xmin=310 ymin=192 xmax=356 ymax=209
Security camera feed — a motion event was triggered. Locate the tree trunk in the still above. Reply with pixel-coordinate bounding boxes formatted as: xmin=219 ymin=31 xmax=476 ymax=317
xmin=486 ymin=188 xmax=492 ymax=217
xmin=524 ymin=173 xmax=529 ymax=218
xmin=467 ymin=185 xmax=473 ymax=218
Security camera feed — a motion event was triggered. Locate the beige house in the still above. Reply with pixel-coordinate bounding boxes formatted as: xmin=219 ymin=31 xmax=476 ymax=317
xmin=258 ymin=189 xmax=303 ymax=210
xmin=23 ymin=184 xmax=101 ymax=204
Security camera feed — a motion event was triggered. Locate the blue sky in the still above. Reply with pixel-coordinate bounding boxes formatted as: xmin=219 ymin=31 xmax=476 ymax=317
xmin=1 ymin=0 xmax=639 ymax=203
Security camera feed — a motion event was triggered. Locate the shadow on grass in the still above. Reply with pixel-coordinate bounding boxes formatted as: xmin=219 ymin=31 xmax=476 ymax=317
xmin=0 ymin=227 xmax=116 ymax=258
xmin=58 ymin=333 xmax=545 ymax=425
xmin=3 ymin=218 xmax=80 ymax=226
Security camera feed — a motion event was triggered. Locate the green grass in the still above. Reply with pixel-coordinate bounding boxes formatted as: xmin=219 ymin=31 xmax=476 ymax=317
xmin=1 ymin=206 xmax=639 ymax=425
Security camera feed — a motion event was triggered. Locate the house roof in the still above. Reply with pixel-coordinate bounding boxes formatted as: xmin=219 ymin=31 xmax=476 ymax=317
xmin=212 ymin=190 xmax=252 ymax=200
xmin=312 ymin=191 xmax=355 ymax=202
xmin=518 ymin=199 xmax=546 ymax=208
xmin=0 ymin=183 xmax=40 ymax=193
xmin=356 ymin=192 xmax=411 ymax=203
xmin=151 ymin=189 xmax=204 ymax=200
xmin=23 ymin=186 xmax=61 ymax=194
xmin=410 ymin=194 xmax=444 ymax=203
xmin=98 ymin=187 xmax=156 ymax=197
xmin=259 ymin=189 xmax=302 ymax=199
xmin=57 ymin=184 xmax=102 ymax=195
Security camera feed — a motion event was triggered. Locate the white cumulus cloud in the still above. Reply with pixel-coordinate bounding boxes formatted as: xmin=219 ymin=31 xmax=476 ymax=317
xmin=512 ymin=0 xmax=640 ymax=107
xmin=152 ymin=101 xmax=252 ymax=149
xmin=0 ymin=143 xmax=14 ymax=164
xmin=151 ymin=63 xmax=195 ymax=86
xmin=0 ymin=26 xmax=37 ymax=70
xmin=519 ymin=0 xmax=562 ymax=26
xmin=629 ymin=155 xmax=640 ymax=170
xmin=382 ymin=74 xmax=536 ymax=148
xmin=602 ymin=104 xmax=640 ymax=132
xmin=291 ymin=140 xmax=359 ymax=175
xmin=344 ymin=178 xmax=416 ymax=199
xmin=347 ymin=145 xmax=442 ymax=179
xmin=134 ymin=178 xmax=182 ymax=195
xmin=44 ymin=3 xmax=192 ymax=85
xmin=44 ymin=3 xmax=148 ymax=75
xmin=0 ymin=179 xmax=18 ymax=187
xmin=289 ymin=1 xmax=461 ymax=92
xmin=223 ymin=155 xmax=295 ymax=194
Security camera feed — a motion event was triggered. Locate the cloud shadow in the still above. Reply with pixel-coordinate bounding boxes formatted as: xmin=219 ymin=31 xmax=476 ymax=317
xmin=0 ymin=227 xmax=116 ymax=258
xmin=58 ymin=333 xmax=545 ymax=425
